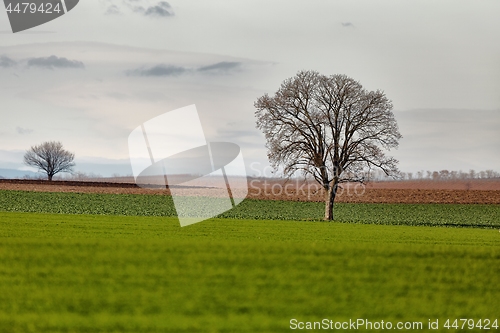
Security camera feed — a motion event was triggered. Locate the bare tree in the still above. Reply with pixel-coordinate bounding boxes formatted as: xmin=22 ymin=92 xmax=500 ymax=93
xmin=439 ymin=170 xmax=450 ymax=180
xmin=24 ymin=141 xmax=75 ymax=181
xmin=255 ymin=71 xmax=402 ymax=220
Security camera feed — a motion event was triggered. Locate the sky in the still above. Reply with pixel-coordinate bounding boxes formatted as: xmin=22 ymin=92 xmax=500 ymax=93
xmin=0 ymin=0 xmax=499 ymax=178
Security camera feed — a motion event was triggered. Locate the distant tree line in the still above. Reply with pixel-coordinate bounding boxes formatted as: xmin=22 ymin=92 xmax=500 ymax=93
xmin=370 ymin=169 xmax=500 ymax=181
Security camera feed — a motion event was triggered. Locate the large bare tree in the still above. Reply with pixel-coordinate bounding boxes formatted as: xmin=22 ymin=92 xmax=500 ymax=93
xmin=255 ymin=71 xmax=402 ymax=220
xmin=24 ymin=141 xmax=75 ymax=181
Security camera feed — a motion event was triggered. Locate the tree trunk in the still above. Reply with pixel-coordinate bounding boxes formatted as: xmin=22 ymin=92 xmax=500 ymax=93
xmin=48 ymin=174 xmax=53 ymax=181
xmin=324 ymin=182 xmax=338 ymax=221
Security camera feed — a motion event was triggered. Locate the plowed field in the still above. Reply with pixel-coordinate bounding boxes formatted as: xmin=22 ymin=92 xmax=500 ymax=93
xmin=1 ymin=179 xmax=499 ymax=204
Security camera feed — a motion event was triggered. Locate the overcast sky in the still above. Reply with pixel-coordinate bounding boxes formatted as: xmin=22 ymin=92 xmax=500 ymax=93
xmin=1 ymin=0 xmax=499 ymax=177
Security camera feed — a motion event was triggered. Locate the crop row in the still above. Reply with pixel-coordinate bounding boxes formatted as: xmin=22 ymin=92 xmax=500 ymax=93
xmin=0 ymin=190 xmax=498 ymax=228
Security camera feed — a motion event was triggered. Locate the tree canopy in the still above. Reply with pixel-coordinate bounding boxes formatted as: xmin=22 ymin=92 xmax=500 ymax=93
xmin=255 ymin=71 xmax=402 ymax=220
xmin=24 ymin=141 xmax=75 ymax=181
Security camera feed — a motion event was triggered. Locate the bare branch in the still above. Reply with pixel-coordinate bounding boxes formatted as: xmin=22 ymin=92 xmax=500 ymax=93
xmin=24 ymin=141 xmax=75 ymax=181
xmin=255 ymin=71 xmax=402 ymax=220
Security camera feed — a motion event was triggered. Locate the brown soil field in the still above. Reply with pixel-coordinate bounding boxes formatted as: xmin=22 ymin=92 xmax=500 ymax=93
xmin=1 ymin=178 xmax=500 ymax=204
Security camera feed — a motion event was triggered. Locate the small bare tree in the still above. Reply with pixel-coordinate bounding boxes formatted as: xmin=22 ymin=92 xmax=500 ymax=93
xmin=24 ymin=141 xmax=75 ymax=181
xmin=255 ymin=71 xmax=402 ymax=220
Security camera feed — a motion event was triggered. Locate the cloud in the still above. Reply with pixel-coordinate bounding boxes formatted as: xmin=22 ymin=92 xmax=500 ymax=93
xmin=0 ymin=55 xmax=17 ymax=68
xmin=341 ymin=22 xmax=354 ymax=28
xmin=27 ymin=55 xmax=85 ymax=69
xmin=197 ymin=61 xmax=241 ymax=73
xmin=127 ymin=61 xmax=243 ymax=77
xmin=118 ymin=0 xmax=175 ymax=17
xmin=16 ymin=127 xmax=34 ymax=135
xmin=144 ymin=1 xmax=174 ymax=17
xmin=126 ymin=61 xmax=244 ymax=78
xmin=127 ymin=64 xmax=189 ymax=77
xmin=105 ymin=4 xmax=121 ymax=15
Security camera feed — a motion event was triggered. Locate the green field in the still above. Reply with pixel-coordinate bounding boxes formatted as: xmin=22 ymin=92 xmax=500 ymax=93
xmin=1 ymin=190 xmax=499 ymax=227
xmin=0 ymin=190 xmax=499 ymax=332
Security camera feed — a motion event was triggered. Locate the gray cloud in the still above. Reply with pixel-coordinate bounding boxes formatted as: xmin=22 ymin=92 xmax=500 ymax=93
xmin=127 ymin=64 xmax=188 ymax=77
xmin=105 ymin=4 xmax=121 ymax=15
xmin=198 ymin=61 xmax=241 ymax=73
xmin=341 ymin=22 xmax=354 ymax=28
xmin=126 ymin=61 xmax=243 ymax=77
xmin=16 ymin=127 xmax=34 ymax=135
xmin=110 ymin=0 xmax=174 ymax=17
xmin=27 ymin=55 xmax=85 ymax=69
xmin=0 ymin=55 xmax=17 ymax=68
xmin=144 ymin=1 xmax=174 ymax=17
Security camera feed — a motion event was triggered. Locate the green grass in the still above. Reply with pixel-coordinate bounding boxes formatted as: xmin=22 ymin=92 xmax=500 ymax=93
xmin=1 ymin=212 xmax=500 ymax=332
xmin=1 ymin=190 xmax=499 ymax=227
xmin=1 ymin=190 xmax=499 ymax=332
